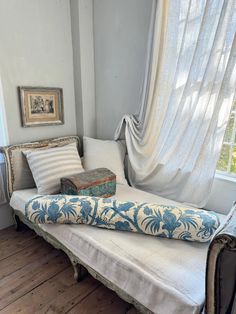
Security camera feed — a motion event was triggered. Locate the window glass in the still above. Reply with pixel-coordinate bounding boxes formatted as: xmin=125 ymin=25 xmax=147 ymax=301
xmin=217 ymin=100 xmax=236 ymax=175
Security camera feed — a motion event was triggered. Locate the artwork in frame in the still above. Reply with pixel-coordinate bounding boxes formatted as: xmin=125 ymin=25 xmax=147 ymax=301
xmin=18 ymin=86 xmax=64 ymax=127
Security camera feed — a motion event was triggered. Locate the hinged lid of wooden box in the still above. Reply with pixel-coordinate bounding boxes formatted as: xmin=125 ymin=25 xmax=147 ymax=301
xmin=61 ymin=168 xmax=116 ymax=197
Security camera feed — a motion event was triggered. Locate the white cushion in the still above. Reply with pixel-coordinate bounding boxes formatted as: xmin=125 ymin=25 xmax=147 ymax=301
xmin=83 ymin=137 xmax=127 ymax=185
xmin=24 ymin=142 xmax=84 ymax=194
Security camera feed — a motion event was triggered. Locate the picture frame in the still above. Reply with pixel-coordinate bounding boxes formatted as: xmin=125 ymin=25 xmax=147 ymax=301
xmin=18 ymin=86 xmax=64 ymax=127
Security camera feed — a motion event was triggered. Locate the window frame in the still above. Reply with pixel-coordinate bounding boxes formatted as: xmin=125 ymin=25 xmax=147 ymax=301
xmin=216 ymin=101 xmax=236 ymax=178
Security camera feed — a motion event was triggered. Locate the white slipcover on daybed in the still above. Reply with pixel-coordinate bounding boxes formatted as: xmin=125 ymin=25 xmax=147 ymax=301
xmin=10 ymin=184 xmax=226 ymax=314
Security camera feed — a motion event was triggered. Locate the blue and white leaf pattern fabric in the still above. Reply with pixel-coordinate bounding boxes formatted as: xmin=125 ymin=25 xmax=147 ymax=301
xmin=25 ymin=195 xmax=220 ymax=242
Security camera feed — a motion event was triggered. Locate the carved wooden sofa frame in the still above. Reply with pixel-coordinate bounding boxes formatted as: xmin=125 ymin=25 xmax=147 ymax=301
xmin=1 ymin=135 xmax=236 ymax=314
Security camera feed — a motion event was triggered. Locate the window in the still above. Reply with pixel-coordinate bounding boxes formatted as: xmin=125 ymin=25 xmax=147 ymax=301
xmin=217 ymin=99 xmax=236 ymax=175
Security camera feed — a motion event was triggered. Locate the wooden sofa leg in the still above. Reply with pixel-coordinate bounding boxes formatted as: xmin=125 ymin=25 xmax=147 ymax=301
xmin=14 ymin=214 xmax=24 ymax=231
xmin=70 ymin=259 xmax=88 ymax=282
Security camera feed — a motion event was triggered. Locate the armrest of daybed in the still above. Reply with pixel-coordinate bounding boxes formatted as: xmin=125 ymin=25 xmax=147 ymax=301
xmin=206 ymin=203 xmax=236 ymax=314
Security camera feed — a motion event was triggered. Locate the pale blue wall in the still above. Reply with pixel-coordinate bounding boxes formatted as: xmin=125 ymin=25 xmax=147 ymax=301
xmin=0 ymin=0 xmax=77 ymax=229
xmin=0 ymin=0 xmax=77 ymax=145
xmin=94 ymin=0 xmax=153 ymax=139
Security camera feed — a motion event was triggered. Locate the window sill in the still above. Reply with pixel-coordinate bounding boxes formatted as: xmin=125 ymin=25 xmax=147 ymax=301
xmin=215 ymin=172 xmax=236 ymax=184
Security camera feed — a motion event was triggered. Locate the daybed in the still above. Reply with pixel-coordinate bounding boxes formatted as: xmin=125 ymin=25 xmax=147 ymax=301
xmin=1 ymin=136 xmax=236 ymax=314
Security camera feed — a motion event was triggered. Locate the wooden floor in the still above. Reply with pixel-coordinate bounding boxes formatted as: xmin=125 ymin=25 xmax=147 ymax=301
xmin=0 ymin=226 xmax=140 ymax=314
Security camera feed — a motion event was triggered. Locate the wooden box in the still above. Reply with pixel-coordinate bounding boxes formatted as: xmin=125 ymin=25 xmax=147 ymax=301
xmin=61 ymin=168 xmax=116 ymax=198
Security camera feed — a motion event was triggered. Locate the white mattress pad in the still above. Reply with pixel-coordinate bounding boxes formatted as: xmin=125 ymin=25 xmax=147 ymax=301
xmin=10 ymin=185 xmax=226 ymax=314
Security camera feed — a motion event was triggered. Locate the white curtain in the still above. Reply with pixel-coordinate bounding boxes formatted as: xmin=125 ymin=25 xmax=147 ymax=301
xmin=0 ymin=76 xmax=7 ymax=205
xmin=115 ymin=0 xmax=236 ymax=207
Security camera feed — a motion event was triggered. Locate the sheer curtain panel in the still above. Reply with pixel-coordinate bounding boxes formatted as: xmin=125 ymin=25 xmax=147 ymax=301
xmin=115 ymin=0 xmax=236 ymax=207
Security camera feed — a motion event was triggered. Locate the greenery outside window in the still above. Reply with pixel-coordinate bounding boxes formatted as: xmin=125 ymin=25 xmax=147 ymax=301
xmin=217 ymin=100 xmax=236 ymax=176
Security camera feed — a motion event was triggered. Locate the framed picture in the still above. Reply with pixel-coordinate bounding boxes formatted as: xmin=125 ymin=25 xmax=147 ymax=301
xmin=18 ymin=86 xmax=64 ymax=127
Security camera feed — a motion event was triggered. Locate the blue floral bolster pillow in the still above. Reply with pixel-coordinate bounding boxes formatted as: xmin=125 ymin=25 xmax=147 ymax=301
xmin=25 ymin=195 xmax=220 ymax=243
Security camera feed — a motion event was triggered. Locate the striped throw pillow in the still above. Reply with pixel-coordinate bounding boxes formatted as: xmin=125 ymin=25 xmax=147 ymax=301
xmin=24 ymin=142 xmax=84 ymax=194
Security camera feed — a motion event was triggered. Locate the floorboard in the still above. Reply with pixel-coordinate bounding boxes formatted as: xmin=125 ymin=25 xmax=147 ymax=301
xmin=0 ymin=239 xmax=52 ymax=280
xmin=0 ymin=226 xmax=140 ymax=314
xmin=67 ymin=285 xmax=132 ymax=314
xmin=0 ymin=230 xmax=37 ymax=261
xmin=2 ymin=269 xmax=99 ymax=314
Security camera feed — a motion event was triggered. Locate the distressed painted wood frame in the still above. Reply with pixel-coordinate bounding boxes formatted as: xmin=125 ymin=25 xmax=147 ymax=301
xmin=1 ymin=136 xmax=236 ymax=314
xmin=18 ymin=86 xmax=64 ymax=127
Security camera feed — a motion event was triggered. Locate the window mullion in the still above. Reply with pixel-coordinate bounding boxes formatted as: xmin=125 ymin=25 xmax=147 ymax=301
xmin=228 ymin=112 xmax=236 ymax=173
xmin=228 ymin=143 xmax=233 ymax=173
xmin=231 ymin=112 xmax=236 ymax=142
xmin=217 ymin=100 xmax=236 ymax=175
